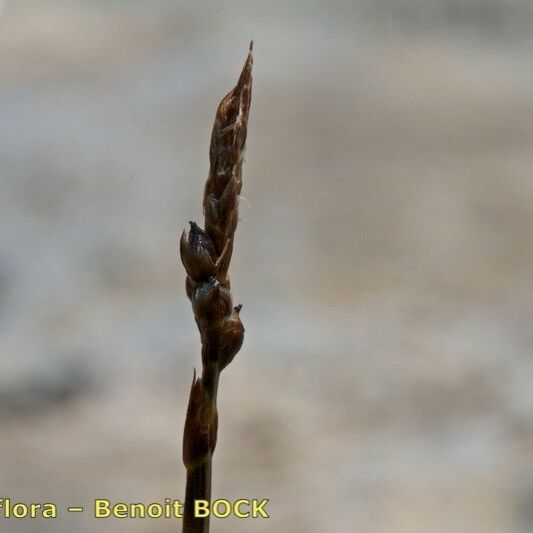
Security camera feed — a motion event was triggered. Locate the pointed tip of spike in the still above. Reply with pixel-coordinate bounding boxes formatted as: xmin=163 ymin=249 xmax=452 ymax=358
xmin=234 ymin=43 xmax=253 ymax=94
xmin=249 ymin=40 xmax=253 ymax=52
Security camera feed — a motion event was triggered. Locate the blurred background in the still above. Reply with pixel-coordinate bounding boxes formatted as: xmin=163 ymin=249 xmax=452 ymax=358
xmin=1 ymin=1 xmax=532 ymax=531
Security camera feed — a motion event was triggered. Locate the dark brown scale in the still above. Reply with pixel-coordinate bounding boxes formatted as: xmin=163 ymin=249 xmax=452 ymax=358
xmin=188 ymin=221 xmax=216 ymax=259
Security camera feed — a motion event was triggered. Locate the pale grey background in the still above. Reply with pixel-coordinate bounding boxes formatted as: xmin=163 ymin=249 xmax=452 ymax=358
xmin=0 ymin=1 xmax=532 ymax=531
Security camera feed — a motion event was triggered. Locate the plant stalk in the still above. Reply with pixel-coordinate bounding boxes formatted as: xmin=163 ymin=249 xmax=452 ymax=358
xmin=180 ymin=44 xmax=253 ymax=533
xmin=182 ymin=364 xmax=219 ymax=532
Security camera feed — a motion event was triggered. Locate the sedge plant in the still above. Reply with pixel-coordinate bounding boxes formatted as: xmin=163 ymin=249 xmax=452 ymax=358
xmin=179 ymin=43 xmax=253 ymax=532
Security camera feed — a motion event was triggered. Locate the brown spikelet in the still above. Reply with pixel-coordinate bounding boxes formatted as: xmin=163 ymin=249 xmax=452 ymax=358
xmin=204 ymin=42 xmax=253 ymax=258
xmin=180 ymin=43 xmax=253 ymax=533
